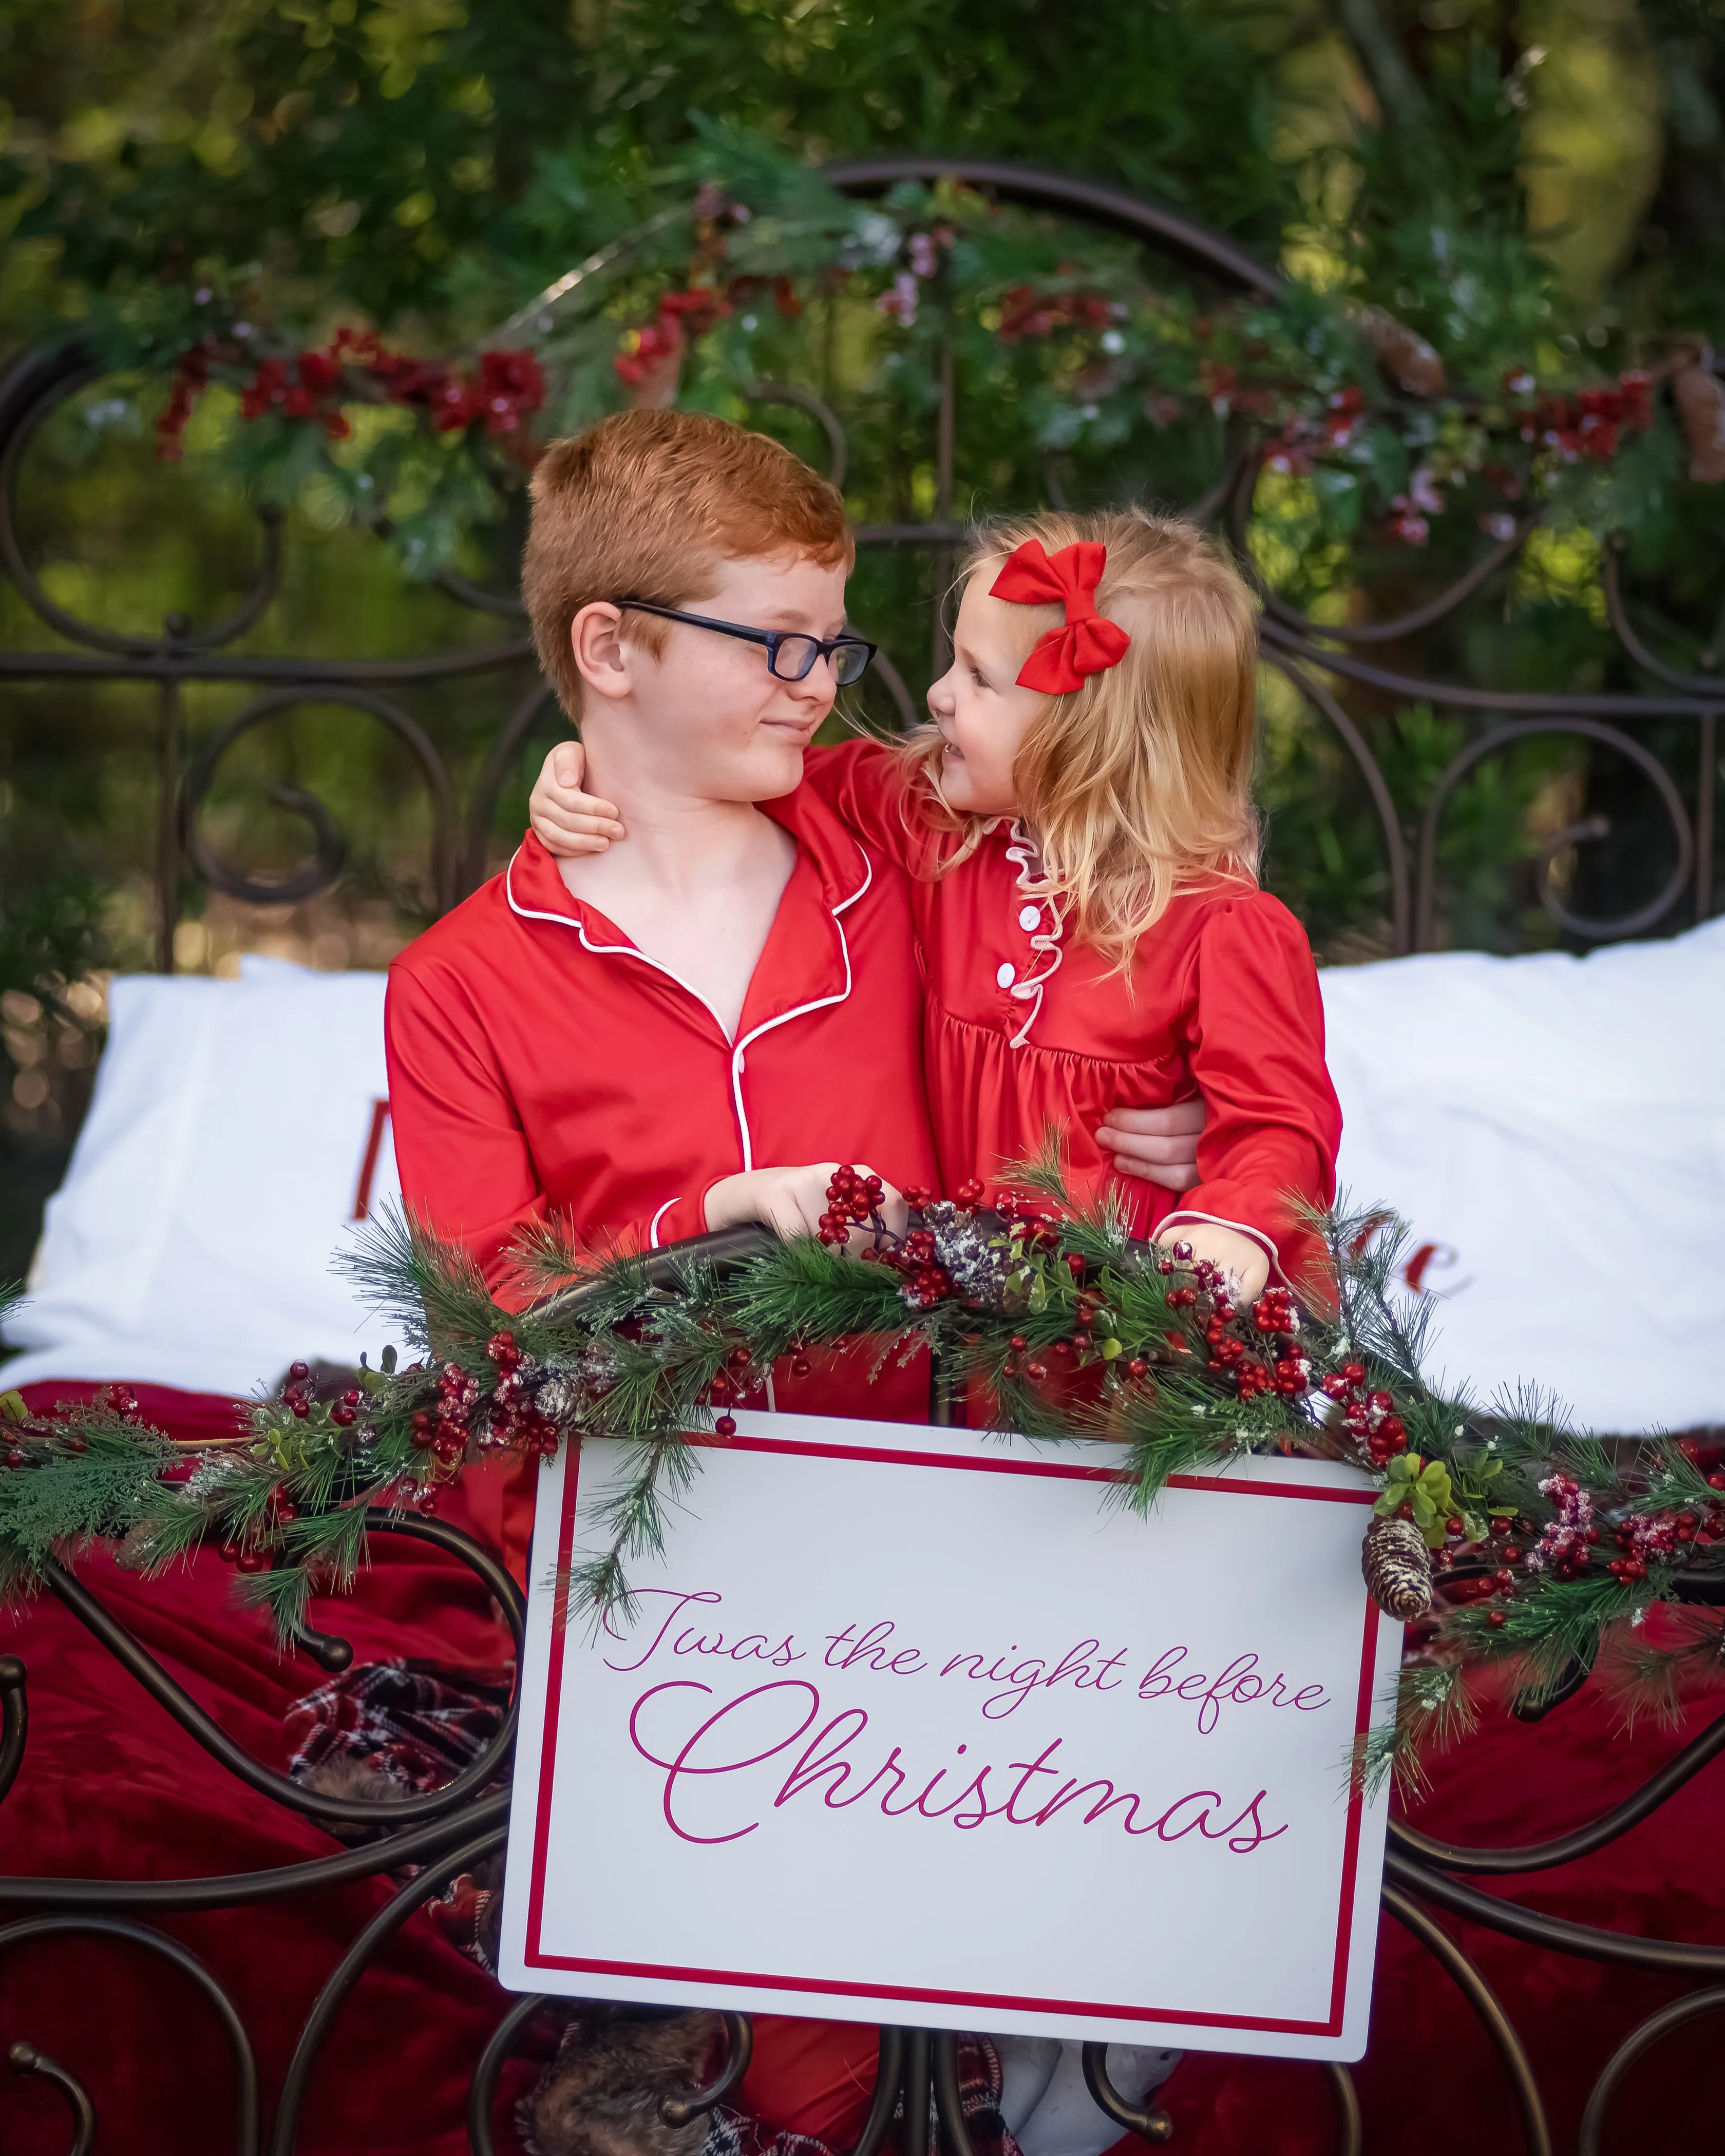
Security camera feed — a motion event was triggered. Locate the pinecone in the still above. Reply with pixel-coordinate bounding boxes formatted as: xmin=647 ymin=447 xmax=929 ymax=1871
xmin=534 ymin=1371 xmax=584 ymax=1426
xmin=535 ymin=1353 xmax=613 ymax=1425
xmin=1356 ymin=305 xmax=1446 ymax=398
xmin=1673 ymin=354 xmax=1725 ymax=482
xmin=922 ymin=1200 xmax=1009 ymax=1306
xmin=1361 ymin=1514 xmax=1433 ymax=1621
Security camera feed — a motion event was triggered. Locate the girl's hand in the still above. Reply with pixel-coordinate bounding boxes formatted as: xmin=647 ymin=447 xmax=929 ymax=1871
xmin=1095 ymin=1098 xmax=1205 ymax=1190
xmin=528 ymin=740 xmax=626 ymax=857
xmin=1159 ymin=1221 xmax=1271 ymax=1304
xmin=705 ymin=1164 xmax=908 ymax=1248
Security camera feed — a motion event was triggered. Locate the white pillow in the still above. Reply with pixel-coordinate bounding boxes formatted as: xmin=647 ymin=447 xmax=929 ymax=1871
xmin=1322 ymin=919 xmax=1725 ymax=1435
xmin=6 ymin=930 xmax=1720 ymax=1435
xmin=0 ymin=958 xmax=399 ymax=1398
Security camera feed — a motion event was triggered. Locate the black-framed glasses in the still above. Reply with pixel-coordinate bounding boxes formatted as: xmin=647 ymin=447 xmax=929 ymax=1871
xmin=614 ymin=597 xmax=877 ymax=686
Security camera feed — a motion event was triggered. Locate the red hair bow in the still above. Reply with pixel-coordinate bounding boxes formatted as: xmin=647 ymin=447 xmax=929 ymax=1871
xmin=989 ymin=538 xmax=1131 ymax=694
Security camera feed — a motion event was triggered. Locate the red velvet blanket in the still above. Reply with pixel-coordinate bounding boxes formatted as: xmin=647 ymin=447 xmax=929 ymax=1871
xmin=2 ymin=1383 xmax=1717 ymax=2154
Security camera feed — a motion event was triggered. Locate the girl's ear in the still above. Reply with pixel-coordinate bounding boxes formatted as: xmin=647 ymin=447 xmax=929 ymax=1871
xmin=570 ymin=601 xmax=632 ymax=702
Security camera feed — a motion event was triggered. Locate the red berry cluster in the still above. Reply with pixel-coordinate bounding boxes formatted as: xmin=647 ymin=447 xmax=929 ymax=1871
xmin=1252 ymin=1287 xmax=1297 ymax=1334
xmin=818 ymin=1166 xmax=886 ymax=1246
xmin=1509 ymin=368 xmax=1652 ymax=464
xmin=155 ymin=342 xmax=216 ymax=460
xmin=0 ymin=1416 xmax=43 ymax=1468
xmin=614 ymin=289 xmax=722 ymax=394
xmin=1524 ymin=1473 xmax=1598 ymax=1579
xmin=215 ymin=1483 xmax=298 ymax=1574
xmin=707 ymin=1345 xmax=762 ymax=1409
xmin=158 ymin=323 xmax=548 ymax=465
xmin=997 ymin=1191 xmax=1059 ymax=1253
xmin=1446 ymin=1562 xmax=1519 ymax=1625
xmin=613 ymin=277 xmax=800 ymax=395
xmin=1605 ymin=1492 xmax=1724 ymax=1584
xmin=282 ymin=1360 xmax=315 ymax=1420
xmin=869 ymin=1226 xmax=955 ymax=1310
xmin=1235 ymin=1289 xmax=1311 ymax=1403
xmin=996 ymin=283 xmax=1117 ymax=341
xmin=280 ymin=1360 xmax=363 ymax=1430
xmin=483 ymin=1331 xmax=559 ymax=1459
xmin=1320 ymin=1363 xmax=1407 ymax=1464
xmin=1007 ymin=1334 xmax=1089 ymax=1385
xmin=216 ymin=1537 xmax=272 ymax=1574
xmin=337 ymin=328 xmax=545 ymax=436
xmin=1157 ymin=1258 xmax=1309 ymax=1405
xmin=410 ymin=1363 xmax=480 ymax=1465
xmin=238 ymin=348 xmax=355 ymax=435
xmin=1264 ymin=386 xmax=1367 ymax=479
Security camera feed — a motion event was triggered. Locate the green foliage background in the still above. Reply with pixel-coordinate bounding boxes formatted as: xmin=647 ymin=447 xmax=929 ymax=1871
xmin=2 ymin=0 xmax=1724 ymax=1279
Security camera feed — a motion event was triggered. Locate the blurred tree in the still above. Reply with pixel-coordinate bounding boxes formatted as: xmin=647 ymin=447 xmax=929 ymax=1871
xmin=1 ymin=0 xmax=1307 ymax=346
xmin=0 ymin=0 xmax=1707 ymax=353
xmin=1 ymin=0 xmax=1720 ymax=1273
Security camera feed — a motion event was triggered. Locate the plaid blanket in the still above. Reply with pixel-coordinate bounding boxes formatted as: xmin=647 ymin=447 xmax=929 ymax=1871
xmin=283 ymin=1655 xmax=511 ymax=1794
xmin=286 ymin=1664 xmax=1022 ymax=2156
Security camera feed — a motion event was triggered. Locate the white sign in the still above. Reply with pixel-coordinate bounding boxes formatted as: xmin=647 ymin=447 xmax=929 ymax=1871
xmin=499 ymin=1412 xmax=1401 ymax=2060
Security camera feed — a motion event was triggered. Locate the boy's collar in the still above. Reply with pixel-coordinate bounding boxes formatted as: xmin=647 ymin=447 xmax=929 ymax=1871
xmin=757 ymin=776 xmax=874 ymax=911
xmin=505 ymin=829 xmax=589 ymax=926
xmin=507 ymin=776 xmax=871 ymax=926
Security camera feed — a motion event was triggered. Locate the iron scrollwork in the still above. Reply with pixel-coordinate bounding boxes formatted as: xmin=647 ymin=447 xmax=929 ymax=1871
xmin=0 ymin=164 xmax=1715 ymax=957
xmin=1 ymin=156 xmax=1722 ymax=2152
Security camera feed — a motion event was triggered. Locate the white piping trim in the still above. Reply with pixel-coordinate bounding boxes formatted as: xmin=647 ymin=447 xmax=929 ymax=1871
xmin=724 ymin=842 xmax=868 ymax=1169
xmin=1000 ymin=821 xmax=1065 ymax=1050
xmin=829 ymin=838 xmax=873 ymax=916
xmin=1157 ymin=1208 xmax=1290 ymax=1292
xmin=504 ymin=838 xmax=870 ymax=1181
xmin=505 ymin=850 xmax=734 ymax=1036
xmin=647 ymin=1197 xmax=680 ymax=1249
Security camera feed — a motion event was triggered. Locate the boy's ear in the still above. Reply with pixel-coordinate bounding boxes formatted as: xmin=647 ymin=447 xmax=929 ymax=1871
xmin=570 ymin=600 xmax=633 ymax=702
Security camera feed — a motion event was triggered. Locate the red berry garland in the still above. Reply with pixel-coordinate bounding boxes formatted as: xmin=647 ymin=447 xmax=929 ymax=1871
xmin=818 ymin=1165 xmax=887 ymax=1245
xmin=156 ymin=324 xmax=547 ymax=465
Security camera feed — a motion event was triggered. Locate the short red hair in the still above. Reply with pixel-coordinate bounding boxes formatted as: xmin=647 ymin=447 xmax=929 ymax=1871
xmin=522 ymin=408 xmax=854 ymax=715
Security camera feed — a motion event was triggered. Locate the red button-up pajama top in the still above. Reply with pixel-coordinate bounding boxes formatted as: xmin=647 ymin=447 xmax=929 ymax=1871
xmin=801 ymin=739 xmax=1343 ymax=1291
xmin=385 ymin=787 xmax=939 ymax=2145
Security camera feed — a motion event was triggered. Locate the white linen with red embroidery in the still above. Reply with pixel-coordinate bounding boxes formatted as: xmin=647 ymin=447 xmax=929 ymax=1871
xmin=1323 ymin=917 xmax=1725 ymax=1435
xmin=0 ymin=957 xmax=397 ymax=1397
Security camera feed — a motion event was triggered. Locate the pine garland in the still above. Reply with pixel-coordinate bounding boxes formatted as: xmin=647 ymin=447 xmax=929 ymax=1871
xmin=83 ymin=133 xmax=1687 ymax=585
xmin=5 ymin=1168 xmax=1724 ymax=1793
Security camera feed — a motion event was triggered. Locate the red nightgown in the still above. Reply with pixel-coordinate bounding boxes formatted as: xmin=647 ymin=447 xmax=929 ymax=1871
xmin=802 ymin=738 xmax=1342 ymax=1293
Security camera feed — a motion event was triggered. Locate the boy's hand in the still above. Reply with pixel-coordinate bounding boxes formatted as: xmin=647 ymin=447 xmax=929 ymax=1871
xmin=1095 ymin=1098 xmax=1205 ymax=1190
xmin=705 ymin=1164 xmax=908 ymax=1248
xmin=1159 ymin=1222 xmax=1271 ymax=1304
xmin=529 ymin=740 xmax=626 ymax=857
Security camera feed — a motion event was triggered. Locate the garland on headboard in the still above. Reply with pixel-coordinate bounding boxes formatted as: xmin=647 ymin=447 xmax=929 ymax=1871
xmin=4 ymin=1150 xmax=1723 ymax=1793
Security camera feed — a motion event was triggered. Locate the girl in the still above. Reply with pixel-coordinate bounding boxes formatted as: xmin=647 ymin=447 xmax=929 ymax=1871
xmin=530 ymin=506 xmax=1340 ymax=1303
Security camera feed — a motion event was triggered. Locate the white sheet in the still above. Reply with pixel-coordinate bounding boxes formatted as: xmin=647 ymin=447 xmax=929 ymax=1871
xmin=1322 ymin=918 xmax=1725 ymax=1434
xmin=1 ymin=958 xmax=398 ymax=1397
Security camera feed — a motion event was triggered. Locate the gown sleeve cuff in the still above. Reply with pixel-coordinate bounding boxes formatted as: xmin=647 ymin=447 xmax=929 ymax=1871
xmin=647 ymin=1186 xmax=729 ymax=1248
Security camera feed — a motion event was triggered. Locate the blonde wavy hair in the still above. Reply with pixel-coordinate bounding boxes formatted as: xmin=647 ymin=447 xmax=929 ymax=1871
xmin=899 ymin=507 xmax=1261 ymax=971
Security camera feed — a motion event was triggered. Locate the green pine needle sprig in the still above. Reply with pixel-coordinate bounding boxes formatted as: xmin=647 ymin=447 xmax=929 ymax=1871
xmin=12 ymin=1162 xmax=1725 ymax=1776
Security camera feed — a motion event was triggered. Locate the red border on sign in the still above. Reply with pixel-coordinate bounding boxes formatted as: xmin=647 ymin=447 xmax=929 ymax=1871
xmin=522 ymin=1431 xmax=1381 ymax=2037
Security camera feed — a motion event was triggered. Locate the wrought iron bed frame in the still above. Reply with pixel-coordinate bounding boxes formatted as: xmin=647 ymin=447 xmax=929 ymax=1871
xmin=0 ymin=157 xmax=1720 ymax=2153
